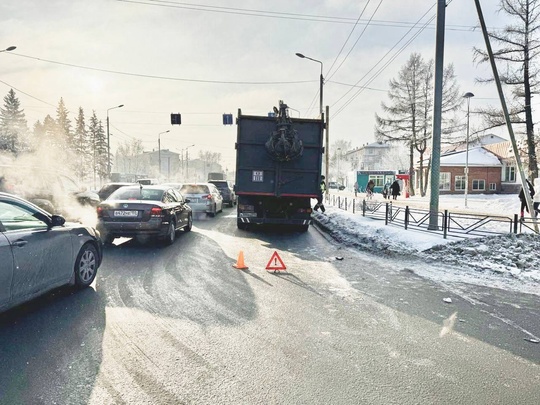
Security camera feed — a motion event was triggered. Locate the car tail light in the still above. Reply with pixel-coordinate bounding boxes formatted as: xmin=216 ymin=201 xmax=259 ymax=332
xmin=206 ymin=194 xmax=213 ymax=200
xmin=96 ymin=206 xmax=103 ymax=217
xmin=150 ymin=207 xmax=163 ymax=217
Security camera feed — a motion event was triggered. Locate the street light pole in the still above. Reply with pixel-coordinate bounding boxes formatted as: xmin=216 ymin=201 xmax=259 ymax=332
xmin=107 ymin=104 xmax=124 ymax=178
xmin=295 ymin=53 xmax=323 ymax=117
xmin=184 ymin=144 xmax=195 ymax=180
xmin=158 ymin=130 xmax=170 ymax=179
xmin=463 ymin=92 xmax=474 ymax=208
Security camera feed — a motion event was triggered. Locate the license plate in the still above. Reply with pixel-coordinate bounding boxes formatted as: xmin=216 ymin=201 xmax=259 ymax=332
xmin=188 ymin=198 xmax=199 ymax=203
xmin=114 ymin=210 xmax=138 ymax=217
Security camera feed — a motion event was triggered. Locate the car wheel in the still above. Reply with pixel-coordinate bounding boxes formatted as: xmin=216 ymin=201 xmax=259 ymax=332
xmin=208 ymin=204 xmax=216 ymax=217
xmin=219 ymin=203 xmax=223 ymax=213
xmin=184 ymin=214 xmax=192 ymax=232
xmin=74 ymin=243 xmax=99 ymax=289
xmin=164 ymin=220 xmax=176 ymax=245
xmin=103 ymin=233 xmax=115 ymax=245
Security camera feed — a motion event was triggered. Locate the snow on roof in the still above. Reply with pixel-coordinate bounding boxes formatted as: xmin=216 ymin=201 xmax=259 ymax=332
xmin=423 ymin=147 xmax=502 ymax=167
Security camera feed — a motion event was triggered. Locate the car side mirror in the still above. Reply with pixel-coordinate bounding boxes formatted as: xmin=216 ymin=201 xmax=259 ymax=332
xmin=50 ymin=215 xmax=66 ymax=227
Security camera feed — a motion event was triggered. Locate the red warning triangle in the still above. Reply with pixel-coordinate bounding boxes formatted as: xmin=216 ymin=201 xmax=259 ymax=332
xmin=265 ymin=251 xmax=287 ymax=271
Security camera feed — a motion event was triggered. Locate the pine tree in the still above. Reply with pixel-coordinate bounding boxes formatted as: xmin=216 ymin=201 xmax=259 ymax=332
xmin=56 ymin=97 xmax=72 ymax=149
xmin=73 ymin=107 xmax=90 ymax=182
xmin=0 ymin=89 xmax=28 ymax=154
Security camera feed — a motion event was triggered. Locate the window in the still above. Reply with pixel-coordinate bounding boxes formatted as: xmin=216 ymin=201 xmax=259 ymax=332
xmin=504 ymin=166 xmax=516 ymax=182
xmin=0 ymin=201 xmax=48 ymax=231
xmin=489 ymin=183 xmax=496 ymax=191
xmin=439 ymin=172 xmax=451 ymax=191
xmin=472 ymin=179 xmax=485 ymax=191
xmin=455 ymin=176 xmax=466 ymax=191
xmin=370 ymin=175 xmax=384 ymax=187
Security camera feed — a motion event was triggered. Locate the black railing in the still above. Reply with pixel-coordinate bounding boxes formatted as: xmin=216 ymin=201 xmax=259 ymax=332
xmin=323 ymin=195 xmax=538 ymax=238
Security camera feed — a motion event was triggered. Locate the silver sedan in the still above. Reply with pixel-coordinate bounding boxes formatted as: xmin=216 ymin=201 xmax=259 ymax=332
xmin=0 ymin=192 xmax=102 ymax=313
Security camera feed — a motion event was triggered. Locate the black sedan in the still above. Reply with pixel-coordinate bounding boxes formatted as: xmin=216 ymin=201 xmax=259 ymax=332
xmin=96 ymin=185 xmax=192 ymax=245
xmin=0 ymin=192 xmax=102 ymax=313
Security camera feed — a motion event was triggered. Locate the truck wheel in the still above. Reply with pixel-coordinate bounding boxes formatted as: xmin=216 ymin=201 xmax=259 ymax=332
xmin=297 ymin=225 xmax=309 ymax=233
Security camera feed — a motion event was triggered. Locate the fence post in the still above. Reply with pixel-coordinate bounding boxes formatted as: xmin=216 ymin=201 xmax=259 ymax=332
xmin=345 ymin=197 xmax=348 ymax=211
xmin=362 ymin=199 xmax=366 ymax=216
xmin=405 ymin=206 xmax=409 ymax=230
xmin=353 ymin=199 xmax=355 ymax=214
xmin=385 ymin=203 xmax=389 ymax=225
xmin=443 ymin=210 xmax=448 ymax=239
xmin=513 ymin=214 xmax=518 ymax=234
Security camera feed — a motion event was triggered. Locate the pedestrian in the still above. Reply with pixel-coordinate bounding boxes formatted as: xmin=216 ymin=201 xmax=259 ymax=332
xmin=354 ymin=181 xmax=359 ymax=197
xmin=382 ymin=182 xmax=390 ymax=199
xmin=518 ymin=179 xmax=535 ymax=221
xmin=366 ymin=180 xmax=375 ymax=199
xmin=314 ymin=175 xmax=326 ymax=213
xmin=390 ymin=180 xmax=400 ymax=200
xmin=532 ymin=178 xmax=540 ymax=218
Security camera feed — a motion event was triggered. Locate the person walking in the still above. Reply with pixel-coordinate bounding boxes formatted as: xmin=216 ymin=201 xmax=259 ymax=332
xmin=382 ymin=181 xmax=390 ymax=199
xmin=390 ymin=180 xmax=401 ymax=200
xmin=532 ymin=178 xmax=540 ymax=218
xmin=519 ymin=179 xmax=535 ymax=221
xmin=314 ymin=175 xmax=326 ymax=213
xmin=354 ymin=181 xmax=359 ymax=198
xmin=366 ymin=180 xmax=375 ymax=200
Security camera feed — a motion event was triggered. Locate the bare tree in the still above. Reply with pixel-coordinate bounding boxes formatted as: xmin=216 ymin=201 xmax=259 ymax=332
xmin=376 ymin=53 xmax=461 ymax=196
xmin=474 ymin=0 xmax=540 ymax=179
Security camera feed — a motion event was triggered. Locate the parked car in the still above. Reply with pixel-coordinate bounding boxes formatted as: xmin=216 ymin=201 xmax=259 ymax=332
xmin=0 ymin=192 xmax=102 ymax=313
xmin=96 ymin=185 xmax=192 ymax=245
xmin=136 ymin=178 xmax=159 ymax=185
xmin=0 ymin=165 xmax=100 ymax=216
xmin=179 ymin=183 xmax=223 ymax=217
xmin=97 ymin=182 xmax=136 ymax=201
xmin=328 ymin=181 xmax=345 ymax=191
xmin=209 ymin=180 xmax=236 ymax=207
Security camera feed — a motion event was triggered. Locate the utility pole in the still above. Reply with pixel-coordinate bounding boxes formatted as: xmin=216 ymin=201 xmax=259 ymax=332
xmin=428 ymin=0 xmax=446 ymax=230
xmin=325 ymin=106 xmax=330 ymax=197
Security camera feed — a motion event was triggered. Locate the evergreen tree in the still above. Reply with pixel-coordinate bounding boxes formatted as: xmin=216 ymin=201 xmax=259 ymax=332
xmin=73 ymin=107 xmax=90 ymax=182
xmin=56 ymin=97 xmax=72 ymax=149
xmin=0 ymin=89 xmax=28 ymax=154
xmin=89 ymin=111 xmax=108 ymax=184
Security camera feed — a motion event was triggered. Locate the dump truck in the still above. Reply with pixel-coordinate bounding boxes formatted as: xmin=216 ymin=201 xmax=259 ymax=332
xmin=235 ymin=100 xmax=324 ymax=231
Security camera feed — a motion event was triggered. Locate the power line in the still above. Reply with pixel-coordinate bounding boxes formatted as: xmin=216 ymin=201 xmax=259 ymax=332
xmin=7 ymin=52 xmax=316 ymax=85
xmin=117 ymin=0 xmax=492 ymax=32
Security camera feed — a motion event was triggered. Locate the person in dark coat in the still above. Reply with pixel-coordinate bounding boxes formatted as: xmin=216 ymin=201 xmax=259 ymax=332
xmin=314 ymin=175 xmax=326 ymax=213
xmin=390 ymin=180 xmax=400 ymax=200
xmin=519 ymin=178 xmax=535 ymax=220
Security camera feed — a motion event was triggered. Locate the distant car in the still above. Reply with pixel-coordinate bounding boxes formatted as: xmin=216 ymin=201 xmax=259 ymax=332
xmin=97 ymin=182 xmax=136 ymax=201
xmin=328 ymin=182 xmax=345 ymax=191
xmin=136 ymin=178 xmax=159 ymax=185
xmin=96 ymin=185 xmax=193 ymax=245
xmin=0 ymin=165 xmax=100 ymax=216
xmin=0 ymin=192 xmax=102 ymax=313
xmin=179 ymin=183 xmax=223 ymax=217
xmin=208 ymin=180 xmax=236 ymax=207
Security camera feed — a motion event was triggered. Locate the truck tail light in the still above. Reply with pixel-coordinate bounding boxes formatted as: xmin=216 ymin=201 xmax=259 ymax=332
xmin=297 ymin=208 xmax=312 ymax=214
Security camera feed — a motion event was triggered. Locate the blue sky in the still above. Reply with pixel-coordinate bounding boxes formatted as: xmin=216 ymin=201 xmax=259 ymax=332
xmin=0 ymin=1 xmax=507 ymax=170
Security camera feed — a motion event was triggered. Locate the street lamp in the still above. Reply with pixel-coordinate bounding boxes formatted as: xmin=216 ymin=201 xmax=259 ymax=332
xmin=107 ymin=104 xmax=124 ymax=178
xmin=295 ymin=53 xmax=323 ymax=117
xmin=463 ymin=92 xmax=474 ymax=207
xmin=337 ymin=148 xmax=342 ymax=184
xmin=183 ymin=144 xmax=195 ymax=180
xmin=158 ymin=130 xmax=170 ymax=178
xmin=0 ymin=46 xmax=16 ymax=53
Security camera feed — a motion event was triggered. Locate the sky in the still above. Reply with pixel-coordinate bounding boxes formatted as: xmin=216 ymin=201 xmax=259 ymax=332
xmin=0 ymin=0 xmax=512 ymax=172
xmin=314 ymin=192 xmax=540 ymax=297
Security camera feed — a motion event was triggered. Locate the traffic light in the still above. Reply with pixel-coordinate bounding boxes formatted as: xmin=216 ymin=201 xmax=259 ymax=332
xmin=222 ymin=113 xmax=233 ymax=125
xmin=170 ymin=113 xmax=181 ymax=125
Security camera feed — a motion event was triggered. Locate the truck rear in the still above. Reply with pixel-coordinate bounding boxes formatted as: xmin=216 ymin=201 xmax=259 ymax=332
xmin=235 ymin=101 xmax=324 ymax=231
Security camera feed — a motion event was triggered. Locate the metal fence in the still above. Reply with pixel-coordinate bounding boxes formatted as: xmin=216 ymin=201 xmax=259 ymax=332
xmin=324 ymin=194 xmax=538 ymax=238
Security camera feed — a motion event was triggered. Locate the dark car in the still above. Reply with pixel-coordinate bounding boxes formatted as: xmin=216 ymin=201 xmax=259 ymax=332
xmin=97 ymin=182 xmax=136 ymax=201
xmin=208 ymin=180 xmax=236 ymax=207
xmin=328 ymin=181 xmax=345 ymax=191
xmin=0 ymin=165 xmax=100 ymax=216
xmin=0 ymin=192 xmax=102 ymax=313
xmin=96 ymin=185 xmax=192 ymax=245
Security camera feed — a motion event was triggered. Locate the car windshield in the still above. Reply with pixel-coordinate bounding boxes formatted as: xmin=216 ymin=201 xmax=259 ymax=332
xmin=109 ymin=188 xmax=164 ymax=201
xmin=180 ymin=185 xmax=209 ymax=194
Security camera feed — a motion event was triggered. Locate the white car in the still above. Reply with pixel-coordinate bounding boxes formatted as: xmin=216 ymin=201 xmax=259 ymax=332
xmin=179 ymin=183 xmax=223 ymax=217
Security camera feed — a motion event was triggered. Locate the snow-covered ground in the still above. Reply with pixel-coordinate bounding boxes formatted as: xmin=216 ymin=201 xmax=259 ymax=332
xmin=314 ymin=193 xmax=540 ymax=296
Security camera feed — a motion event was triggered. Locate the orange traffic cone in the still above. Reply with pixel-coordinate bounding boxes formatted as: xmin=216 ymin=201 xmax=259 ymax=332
xmin=233 ymin=251 xmax=248 ymax=269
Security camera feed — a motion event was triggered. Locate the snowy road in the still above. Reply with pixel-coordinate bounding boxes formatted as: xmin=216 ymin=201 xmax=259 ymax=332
xmin=0 ymin=207 xmax=538 ymax=404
